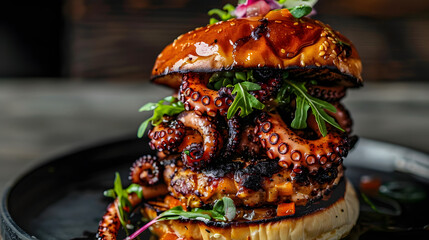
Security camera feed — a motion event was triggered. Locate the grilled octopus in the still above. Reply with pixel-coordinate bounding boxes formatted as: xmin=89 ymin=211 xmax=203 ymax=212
xmin=98 ymin=71 xmax=356 ymax=239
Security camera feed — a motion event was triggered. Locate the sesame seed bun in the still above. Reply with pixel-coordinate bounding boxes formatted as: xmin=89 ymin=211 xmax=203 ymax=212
xmin=144 ymin=179 xmax=359 ymax=240
xmin=151 ymin=9 xmax=362 ymax=89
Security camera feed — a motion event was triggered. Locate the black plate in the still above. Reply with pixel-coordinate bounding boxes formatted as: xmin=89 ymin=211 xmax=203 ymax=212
xmin=1 ymin=137 xmax=429 ymax=240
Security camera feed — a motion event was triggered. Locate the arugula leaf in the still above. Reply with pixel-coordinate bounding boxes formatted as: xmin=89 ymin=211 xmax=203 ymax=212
xmin=125 ymin=197 xmax=237 ymax=240
xmin=283 ymin=80 xmax=344 ymax=136
xmin=208 ymin=70 xmax=256 ymax=90
xmin=137 ymin=96 xmax=184 ymax=138
xmin=158 ymin=197 xmax=236 ymax=222
xmin=291 ymin=95 xmax=310 ymax=129
xmin=160 ymin=206 xmax=212 ymax=221
xmin=227 ymin=82 xmax=265 ymax=119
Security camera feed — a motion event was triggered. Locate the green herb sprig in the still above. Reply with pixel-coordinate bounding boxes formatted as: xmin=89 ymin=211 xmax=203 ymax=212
xmin=277 ymin=73 xmax=344 ymax=136
xmin=125 ymin=197 xmax=236 ymax=240
xmin=208 ymin=71 xmax=264 ymax=119
xmin=227 ymin=82 xmax=265 ymax=119
xmin=208 ymin=1 xmax=318 ymax=22
xmin=104 ymin=173 xmax=143 ymax=234
xmin=208 ymin=71 xmax=257 ymax=90
xmin=287 ymin=5 xmax=312 ymax=18
xmin=208 ymin=3 xmax=236 ymax=24
xmin=158 ymin=197 xmax=236 ymax=221
xmin=137 ymin=96 xmax=184 ymax=138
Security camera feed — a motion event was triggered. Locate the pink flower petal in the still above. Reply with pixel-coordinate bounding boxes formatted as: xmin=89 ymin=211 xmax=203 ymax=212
xmin=235 ymin=0 xmax=282 ymax=18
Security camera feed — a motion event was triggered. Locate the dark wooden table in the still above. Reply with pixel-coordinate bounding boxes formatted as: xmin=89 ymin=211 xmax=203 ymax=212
xmin=1 ymin=80 xmax=429 ymax=201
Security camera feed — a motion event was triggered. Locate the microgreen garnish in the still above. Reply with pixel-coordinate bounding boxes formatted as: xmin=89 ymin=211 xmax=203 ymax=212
xmin=126 ymin=197 xmax=236 ymax=240
xmin=208 ymin=1 xmax=318 ymax=22
xmin=137 ymin=96 xmax=184 ymax=138
xmin=208 ymin=70 xmax=256 ymax=90
xmin=277 ymin=74 xmax=344 ymax=136
xmin=287 ymin=5 xmax=312 ymax=18
xmin=208 ymin=71 xmax=264 ymax=119
xmin=208 ymin=3 xmax=236 ymax=24
xmin=104 ymin=173 xmax=143 ymax=234
xmin=227 ymin=82 xmax=265 ymax=119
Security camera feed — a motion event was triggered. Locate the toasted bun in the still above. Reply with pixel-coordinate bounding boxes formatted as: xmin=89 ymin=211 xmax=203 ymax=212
xmin=151 ymin=9 xmax=362 ymax=89
xmin=147 ymin=180 xmax=359 ymax=240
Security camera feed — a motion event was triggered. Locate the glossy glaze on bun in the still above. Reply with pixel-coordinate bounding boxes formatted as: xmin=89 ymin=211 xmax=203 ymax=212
xmin=152 ymin=9 xmax=362 ymax=89
xmin=145 ymin=180 xmax=359 ymax=240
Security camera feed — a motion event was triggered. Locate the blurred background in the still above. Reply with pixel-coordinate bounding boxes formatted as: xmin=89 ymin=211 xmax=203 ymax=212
xmin=1 ymin=0 xmax=428 ymax=80
xmin=0 ymin=1 xmax=428 ymax=194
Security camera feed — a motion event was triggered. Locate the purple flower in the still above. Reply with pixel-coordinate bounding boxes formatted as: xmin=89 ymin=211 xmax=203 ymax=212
xmin=235 ymin=0 xmax=282 ymax=18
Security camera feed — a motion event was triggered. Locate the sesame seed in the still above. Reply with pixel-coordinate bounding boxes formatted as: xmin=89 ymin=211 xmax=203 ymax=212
xmin=205 ymin=29 xmax=209 ymax=33
xmin=320 ymin=32 xmax=327 ymax=37
xmin=328 ymin=36 xmax=334 ymax=41
xmin=332 ymin=50 xmax=337 ymax=55
xmin=319 ymin=51 xmax=326 ymax=56
xmin=230 ymin=22 xmax=236 ymax=26
xmin=319 ymin=45 xmax=324 ymax=51
xmin=315 ymin=62 xmax=321 ymax=67
xmin=307 ymin=25 xmax=313 ymax=29
xmin=332 ymin=40 xmax=337 ymax=44
xmin=281 ymin=49 xmax=286 ymax=53
xmin=217 ymin=29 xmax=223 ymax=33
xmin=275 ymin=20 xmax=282 ymax=23
xmin=293 ymin=22 xmax=298 ymax=25
xmin=193 ymin=33 xmax=196 ymax=38
xmin=324 ymin=45 xmax=327 ymax=51
xmin=330 ymin=54 xmax=336 ymax=58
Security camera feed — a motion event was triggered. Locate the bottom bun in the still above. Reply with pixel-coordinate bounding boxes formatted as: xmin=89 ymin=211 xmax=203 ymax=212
xmin=148 ymin=180 xmax=359 ymax=240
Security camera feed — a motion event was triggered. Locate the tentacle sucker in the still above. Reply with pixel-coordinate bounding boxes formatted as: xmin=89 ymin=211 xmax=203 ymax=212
xmin=148 ymin=120 xmax=185 ymax=153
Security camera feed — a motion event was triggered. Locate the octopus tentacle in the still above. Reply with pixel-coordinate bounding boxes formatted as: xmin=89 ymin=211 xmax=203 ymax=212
xmin=255 ymin=112 xmax=350 ymax=173
xmin=177 ymin=111 xmax=223 ymax=169
xmin=222 ymin=117 xmax=241 ymax=158
xmin=97 ymin=193 xmax=141 ymax=240
xmin=238 ymin=125 xmax=262 ymax=158
xmin=97 ymin=183 xmax=168 ymax=240
xmin=328 ymin=102 xmax=353 ymax=134
xmin=148 ymin=120 xmax=185 ymax=153
xmin=251 ymin=77 xmax=282 ymax=102
xmin=179 ymin=73 xmax=233 ymax=117
xmin=129 ymin=155 xmax=161 ymax=186
xmin=307 ymin=85 xmax=346 ymax=102
xmin=179 ymin=73 xmax=282 ymax=117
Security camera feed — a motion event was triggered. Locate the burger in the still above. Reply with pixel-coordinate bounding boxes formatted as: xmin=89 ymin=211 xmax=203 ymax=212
xmin=97 ymin=1 xmax=361 ymax=240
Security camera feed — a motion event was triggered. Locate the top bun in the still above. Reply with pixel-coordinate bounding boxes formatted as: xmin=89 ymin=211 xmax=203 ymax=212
xmin=151 ymin=9 xmax=362 ymax=89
